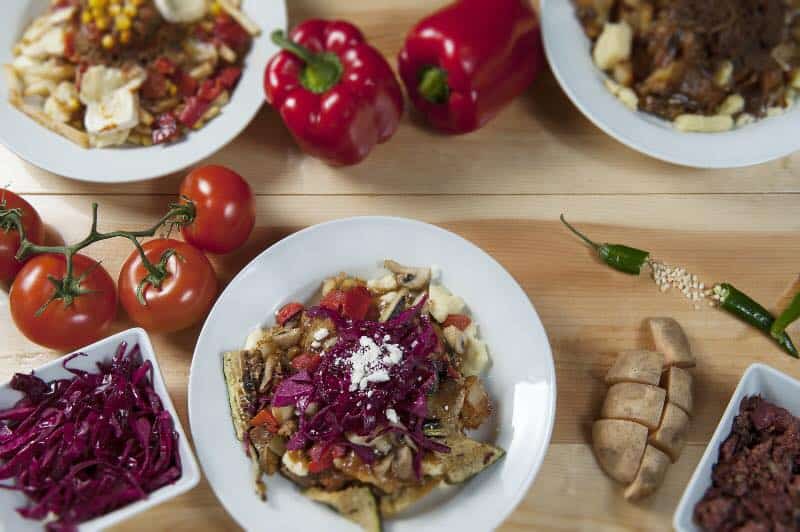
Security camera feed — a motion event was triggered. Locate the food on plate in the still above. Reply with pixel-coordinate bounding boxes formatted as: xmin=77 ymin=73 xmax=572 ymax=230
xmin=222 ymin=260 xmax=502 ymax=530
xmin=0 ymin=342 xmax=182 ymax=530
xmin=712 ymin=283 xmax=798 ymax=358
xmin=398 ymin=0 xmax=544 ymax=134
xmin=264 ymin=20 xmax=404 ymax=166
xmin=179 ymin=165 xmax=255 ymax=254
xmin=694 ymin=396 xmax=800 ymax=531
xmin=605 ymin=350 xmax=664 ymax=386
xmin=118 ymin=238 xmax=218 ymax=333
xmin=601 ymin=382 xmax=666 ymax=430
xmin=5 ymin=0 xmax=260 ymax=148
xmin=649 ymin=317 xmax=696 ymax=368
xmin=0 ymin=189 xmax=45 ymax=283
xmin=10 ymin=253 xmax=118 ymax=351
xmin=573 ymin=0 xmax=800 ymax=131
xmin=593 ymin=318 xmax=695 ymax=500
xmin=561 ymin=214 xmax=799 ymax=356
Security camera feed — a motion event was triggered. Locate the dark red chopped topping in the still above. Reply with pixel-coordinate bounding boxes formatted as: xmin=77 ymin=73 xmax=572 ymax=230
xmin=152 ymin=113 xmax=180 ymax=145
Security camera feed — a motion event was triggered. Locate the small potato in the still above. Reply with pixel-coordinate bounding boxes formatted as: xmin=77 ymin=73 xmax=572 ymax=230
xmin=601 ymin=382 xmax=666 ymax=430
xmin=662 ymin=366 xmax=693 ymax=415
xmin=674 ymin=114 xmax=733 ymax=133
xmin=649 ymin=318 xmax=695 ymax=368
xmin=624 ymin=445 xmax=670 ymax=501
xmin=716 ymin=94 xmax=745 ymax=116
xmin=593 ymin=21 xmax=633 ymax=70
xmin=649 ymin=403 xmax=690 ymax=462
xmin=592 ymin=419 xmax=648 ymax=483
xmin=713 ymin=60 xmax=733 ymax=88
xmin=606 ymin=350 xmax=664 ymax=386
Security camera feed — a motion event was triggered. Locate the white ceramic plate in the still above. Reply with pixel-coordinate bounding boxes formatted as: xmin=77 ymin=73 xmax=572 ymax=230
xmin=0 ymin=0 xmax=286 ymax=183
xmin=674 ymin=363 xmax=800 ymax=531
xmin=0 ymin=328 xmax=200 ymax=531
xmin=541 ymin=0 xmax=800 ymax=168
xmin=188 ymin=217 xmax=557 ymax=532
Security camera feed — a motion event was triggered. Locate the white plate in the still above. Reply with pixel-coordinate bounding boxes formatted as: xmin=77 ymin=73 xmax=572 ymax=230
xmin=541 ymin=0 xmax=800 ymax=168
xmin=673 ymin=363 xmax=800 ymax=531
xmin=0 ymin=328 xmax=200 ymax=531
xmin=0 ymin=0 xmax=286 ymax=183
xmin=188 ymin=217 xmax=557 ymax=532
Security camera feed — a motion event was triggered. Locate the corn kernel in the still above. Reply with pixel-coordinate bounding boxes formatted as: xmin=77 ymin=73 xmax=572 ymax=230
xmin=67 ymin=98 xmax=80 ymax=111
xmin=96 ymin=17 xmax=109 ymax=30
xmin=101 ymin=34 xmax=116 ymax=49
xmin=81 ymin=10 xmax=93 ymax=24
xmin=120 ymin=29 xmax=132 ymax=44
xmin=123 ymin=4 xmax=137 ymax=17
xmin=131 ymin=0 xmax=144 ymax=6
xmin=167 ymin=82 xmax=177 ymax=96
xmin=115 ymin=14 xmax=132 ymax=30
xmin=108 ymin=4 xmax=121 ymax=16
xmin=209 ymin=2 xmax=222 ymax=16
xmin=88 ymin=0 xmax=107 ymax=9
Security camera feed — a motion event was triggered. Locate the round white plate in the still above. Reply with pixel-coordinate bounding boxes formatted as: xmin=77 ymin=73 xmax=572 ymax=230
xmin=0 ymin=0 xmax=286 ymax=183
xmin=541 ymin=0 xmax=800 ymax=168
xmin=189 ymin=217 xmax=557 ymax=532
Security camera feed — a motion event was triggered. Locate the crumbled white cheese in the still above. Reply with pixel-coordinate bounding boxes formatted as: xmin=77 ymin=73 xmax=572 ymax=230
xmin=311 ymin=341 xmax=321 ymax=349
xmin=385 ymin=408 xmax=399 ymax=424
xmin=346 ymin=336 xmax=404 ymax=392
xmin=313 ymin=328 xmax=330 ymax=341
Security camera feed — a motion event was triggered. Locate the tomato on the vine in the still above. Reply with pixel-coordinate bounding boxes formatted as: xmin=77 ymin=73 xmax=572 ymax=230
xmin=180 ymin=165 xmax=255 ymax=254
xmin=10 ymin=254 xmax=117 ymax=351
xmin=0 ymin=190 xmax=45 ymax=284
xmin=118 ymin=239 xmax=218 ymax=333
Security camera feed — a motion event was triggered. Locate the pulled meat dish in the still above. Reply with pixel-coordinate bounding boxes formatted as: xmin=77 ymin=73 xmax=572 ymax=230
xmin=694 ymin=396 xmax=800 ymax=531
xmin=574 ymin=0 xmax=800 ymax=131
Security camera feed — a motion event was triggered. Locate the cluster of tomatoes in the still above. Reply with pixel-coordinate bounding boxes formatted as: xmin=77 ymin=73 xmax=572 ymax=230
xmin=0 ymin=165 xmax=255 ymax=351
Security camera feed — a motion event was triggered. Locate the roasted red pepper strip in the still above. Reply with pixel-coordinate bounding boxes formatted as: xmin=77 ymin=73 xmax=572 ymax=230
xmin=398 ymin=0 xmax=544 ymax=134
xmin=264 ymin=20 xmax=404 ymax=166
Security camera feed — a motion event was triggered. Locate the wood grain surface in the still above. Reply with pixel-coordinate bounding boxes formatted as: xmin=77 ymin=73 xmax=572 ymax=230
xmin=1 ymin=1 xmax=799 ymax=531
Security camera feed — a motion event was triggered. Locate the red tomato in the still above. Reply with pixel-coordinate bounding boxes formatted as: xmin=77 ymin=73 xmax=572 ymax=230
xmin=308 ymin=443 xmax=334 ymax=474
xmin=343 ymin=286 xmax=372 ymax=321
xmin=118 ymin=239 xmax=218 ymax=333
xmin=10 ymin=254 xmax=117 ymax=351
xmin=442 ymin=314 xmax=472 ymax=331
xmin=320 ymin=289 xmax=346 ymax=313
xmin=276 ymin=302 xmax=304 ymax=326
xmin=291 ymin=352 xmax=322 ymax=372
xmin=249 ymin=408 xmax=279 ymax=433
xmin=0 ymin=190 xmax=45 ymax=284
xmin=180 ymin=165 xmax=255 ymax=255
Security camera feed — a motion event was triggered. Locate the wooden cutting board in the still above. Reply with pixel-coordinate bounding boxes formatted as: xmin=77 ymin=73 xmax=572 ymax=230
xmin=1 ymin=1 xmax=799 ymax=530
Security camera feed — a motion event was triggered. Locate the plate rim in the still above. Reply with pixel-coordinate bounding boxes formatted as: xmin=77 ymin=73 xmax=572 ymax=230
xmin=188 ymin=215 xmax=557 ymax=531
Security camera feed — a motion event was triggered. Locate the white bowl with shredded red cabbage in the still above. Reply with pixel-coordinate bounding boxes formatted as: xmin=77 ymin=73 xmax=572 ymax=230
xmin=189 ymin=217 xmax=557 ymax=532
xmin=0 ymin=328 xmax=199 ymax=531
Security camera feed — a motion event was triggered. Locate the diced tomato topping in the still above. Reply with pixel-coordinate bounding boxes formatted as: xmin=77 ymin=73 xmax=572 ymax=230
xmin=197 ymin=78 xmax=224 ymax=102
xmin=249 ymin=408 xmax=279 ymax=433
xmin=214 ymin=15 xmax=251 ymax=52
xmin=177 ymin=70 xmax=198 ymax=98
xmin=442 ymin=314 xmax=471 ymax=331
xmin=154 ymin=57 xmax=177 ymax=76
xmin=343 ymin=286 xmax=372 ymax=321
xmin=217 ymin=67 xmax=242 ymax=89
xmin=152 ymin=113 xmax=180 ymax=144
xmin=308 ymin=443 xmax=334 ymax=474
xmin=291 ymin=352 xmax=322 ymax=373
xmin=276 ymin=302 xmax=304 ymax=326
xmin=320 ymin=290 xmax=346 ymax=313
xmin=141 ymin=71 xmax=168 ymax=100
xmin=178 ymin=96 xmax=211 ymax=127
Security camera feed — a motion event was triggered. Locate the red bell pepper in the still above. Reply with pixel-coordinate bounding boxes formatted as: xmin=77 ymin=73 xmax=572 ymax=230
xmin=264 ymin=20 xmax=404 ymax=166
xmin=398 ymin=0 xmax=544 ymax=134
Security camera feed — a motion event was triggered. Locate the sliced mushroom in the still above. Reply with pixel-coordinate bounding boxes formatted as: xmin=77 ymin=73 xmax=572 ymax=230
xmin=601 ymin=382 xmax=666 ymax=430
xmin=649 ymin=402 xmax=689 ymax=462
xmin=379 ymin=288 xmax=409 ymax=322
xmin=384 ymin=260 xmax=431 ymax=290
xmin=605 ymin=350 xmax=664 ymax=386
xmin=461 ymin=375 xmax=492 ymax=429
xmin=662 ymin=366 xmax=693 ymax=415
xmin=391 ymin=446 xmax=415 ymax=481
xmin=624 ymin=444 xmax=670 ymax=501
xmin=443 ymin=325 xmax=467 ymax=354
xmin=273 ymin=328 xmax=302 ymax=349
xmin=649 ymin=317 xmax=695 ymax=368
xmin=367 ymin=274 xmax=398 ymax=294
xmin=592 ymin=419 xmax=648 ymax=483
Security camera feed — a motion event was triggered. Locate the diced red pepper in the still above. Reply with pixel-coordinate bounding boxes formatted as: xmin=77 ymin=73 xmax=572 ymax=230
xmin=197 ymin=78 xmax=223 ymax=103
xmin=178 ymin=97 xmax=211 ymax=127
xmin=154 ymin=57 xmax=177 ymax=76
xmin=343 ymin=286 xmax=372 ymax=321
xmin=152 ymin=113 xmax=180 ymax=144
xmin=442 ymin=314 xmax=471 ymax=331
xmin=320 ymin=290 xmax=346 ymax=313
xmin=217 ymin=67 xmax=242 ymax=89
xmin=308 ymin=443 xmax=334 ymax=474
xmin=214 ymin=15 xmax=251 ymax=53
xmin=249 ymin=408 xmax=279 ymax=433
xmin=291 ymin=352 xmax=322 ymax=373
xmin=177 ymin=70 xmax=198 ymax=98
xmin=141 ymin=70 xmax=168 ymax=100
xmin=276 ymin=302 xmax=304 ymax=326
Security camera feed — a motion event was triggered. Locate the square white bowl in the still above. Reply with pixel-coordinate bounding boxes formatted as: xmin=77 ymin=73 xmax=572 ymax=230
xmin=673 ymin=363 xmax=800 ymax=531
xmin=0 ymin=328 xmax=200 ymax=531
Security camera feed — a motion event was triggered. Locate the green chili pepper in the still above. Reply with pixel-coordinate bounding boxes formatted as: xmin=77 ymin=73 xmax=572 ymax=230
xmin=560 ymin=214 xmax=650 ymax=275
xmin=713 ymin=283 xmax=798 ymax=358
xmin=772 ymin=291 xmax=800 ymax=340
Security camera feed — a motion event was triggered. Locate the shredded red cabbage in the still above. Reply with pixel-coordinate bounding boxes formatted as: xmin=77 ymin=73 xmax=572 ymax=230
xmin=272 ymin=300 xmax=449 ymax=471
xmin=0 ymin=343 xmax=182 ymax=532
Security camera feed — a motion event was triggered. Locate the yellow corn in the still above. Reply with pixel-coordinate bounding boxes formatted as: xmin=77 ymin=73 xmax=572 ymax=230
xmin=81 ymin=11 xmax=93 ymax=24
xmin=95 ymin=16 xmax=109 ymax=30
xmin=120 ymin=29 xmax=132 ymax=44
xmin=123 ymin=4 xmax=137 ymax=17
xmin=88 ymin=0 xmax=107 ymax=9
xmin=209 ymin=2 xmax=222 ymax=16
xmin=115 ymin=14 xmax=132 ymax=31
xmin=101 ymin=34 xmax=116 ymax=49
xmin=167 ymin=82 xmax=177 ymax=96
xmin=108 ymin=4 xmax=121 ymax=16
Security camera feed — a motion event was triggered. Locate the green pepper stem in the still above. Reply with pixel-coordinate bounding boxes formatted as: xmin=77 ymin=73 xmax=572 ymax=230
xmin=418 ymin=66 xmax=450 ymax=104
xmin=271 ymin=30 xmax=343 ymax=94
xmin=560 ymin=214 xmax=601 ymax=252
xmin=772 ymin=291 xmax=800 ymax=339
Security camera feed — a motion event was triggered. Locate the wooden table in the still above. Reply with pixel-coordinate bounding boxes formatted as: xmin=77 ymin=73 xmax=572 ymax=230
xmin=2 ymin=1 xmax=799 ymax=530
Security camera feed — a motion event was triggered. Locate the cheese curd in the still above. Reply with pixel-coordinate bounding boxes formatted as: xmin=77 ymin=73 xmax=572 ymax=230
xmin=79 ymin=66 xmax=146 ymax=147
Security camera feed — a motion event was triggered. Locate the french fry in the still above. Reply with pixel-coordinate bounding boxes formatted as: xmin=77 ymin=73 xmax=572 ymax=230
xmin=10 ymin=97 xmax=90 ymax=148
xmin=190 ymin=61 xmax=214 ymax=80
xmin=217 ymin=0 xmax=261 ymax=36
xmin=3 ymin=65 xmax=23 ymax=99
xmin=24 ymin=79 xmax=56 ymax=97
